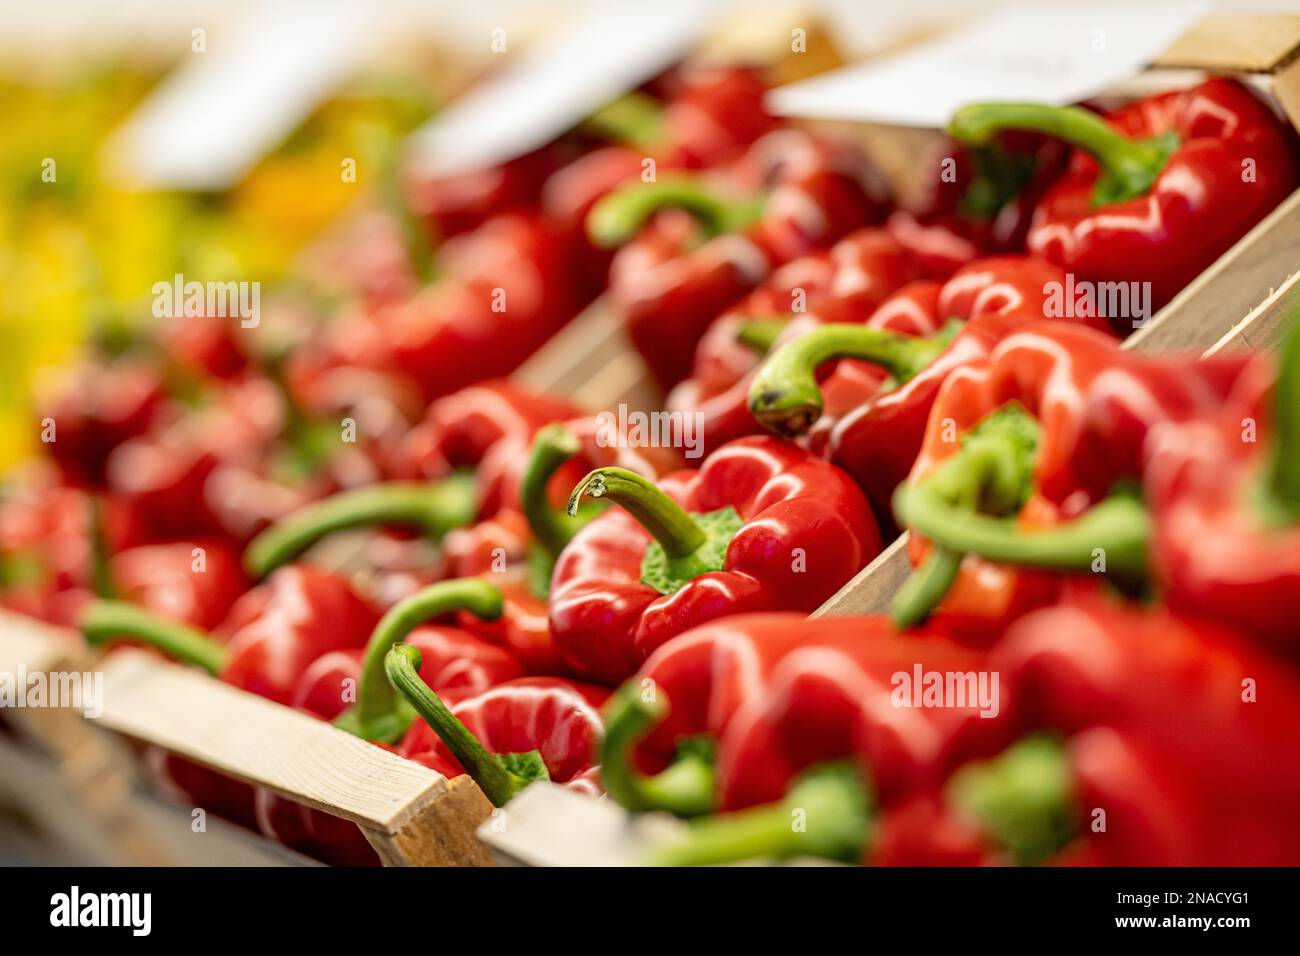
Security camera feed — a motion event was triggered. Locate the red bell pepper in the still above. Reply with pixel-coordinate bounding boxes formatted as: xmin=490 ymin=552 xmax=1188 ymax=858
xmin=287 ymin=212 xmax=583 ymax=407
xmin=875 ymin=598 xmax=1300 ymax=866
xmin=1092 ymin=309 xmax=1300 ymax=648
xmin=591 ymin=129 xmax=893 ymax=390
xmin=596 ymin=612 xmax=1005 ymax=865
xmin=549 ymin=436 xmax=882 ymax=684
xmin=438 ymin=418 xmax=681 ymax=675
xmin=663 ymin=227 xmax=920 ymax=456
xmin=106 ymin=376 xmax=287 ymax=542
xmin=888 ymin=322 xmax=1256 ymax=635
xmin=749 ymin=256 xmax=1104 ymax=530
xmin=949 ymin=78 xmax=1299 ymax=313
xmin=886 ymin=131 xmax=1069 ymax=279
xmin=110 ymin=538 xmax=248 ymax=631
xmin=258 ymin=579 xmax=519 ymax=866
xmin=387 ymin=645 xmax=609 ymax=803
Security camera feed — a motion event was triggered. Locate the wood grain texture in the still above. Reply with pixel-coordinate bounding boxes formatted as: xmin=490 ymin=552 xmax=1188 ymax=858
xmin=1125 ymin=187 xmax=1300 ymax=355
xmin=1154 ymin=14 xmax=1300 ymax=72
xmin=0 ymin=610 xmax=81 ymax=674
xmin=96 ymin=649 xmax=446 ymax=832
xmin=476 ymin=782 xmax=683 ymax=866
xmin=812 ymin=535 xmax=912 ymax=618
xmin=363 ymin=774 xmax=495 ymax=867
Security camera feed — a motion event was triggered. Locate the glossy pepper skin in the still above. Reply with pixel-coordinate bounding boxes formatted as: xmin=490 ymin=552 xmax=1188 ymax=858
xmin=750 ymin=256 xmax=1106 ymax=530
xmin=665 ymin=227 xmax=920 ymax=457
xmin=1142 ymin=317 xmax=1300 ymax=647
xmin=886 ymin=131 xmax=1069 ymax=279
xmin=438 ymin=416 xmax=682 ymax=675
xmin=884 ymin=599 xmax=1300 ymax=866
xmin=600 ymin=613 xmax=1006 ymax=819
xmin=110 ymin=538 xmax=248 ymax=631
xmin=894 ymin=321 xmax=1256 ymax=636
xmin=80 ymin=565 xmax=378 ymax=834
xmin=546 ymin=69 xmax=775 ymax=296
xmin=399 ymin=676 xmax=609 ymax=796
xmin=258 ymin=581 xmax=524 ymax=867
xmin=950 ymin=79 xmax=1299 ymax=313
xmin=550 ymin=436 xmax=882 ymax=684
xmin=593 ymin=129 xmax=893 ymax=391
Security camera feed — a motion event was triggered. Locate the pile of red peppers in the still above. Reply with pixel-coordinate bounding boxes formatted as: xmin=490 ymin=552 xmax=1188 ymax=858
xmin=6 ymin=64 xmax=1300 ymax=868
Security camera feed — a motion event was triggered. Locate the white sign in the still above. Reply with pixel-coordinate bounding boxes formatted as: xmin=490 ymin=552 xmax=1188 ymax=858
xmin=105 ymin=0 xmax=378 ymax=190
xmin=768 ymin=2 xmax=1210 ymax=129
xmin=406 ymin=0 xmax=717 ymax=178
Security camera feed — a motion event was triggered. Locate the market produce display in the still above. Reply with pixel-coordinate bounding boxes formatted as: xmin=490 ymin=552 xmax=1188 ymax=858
xmin=4 ymin=12 xmax=1300 ymax=875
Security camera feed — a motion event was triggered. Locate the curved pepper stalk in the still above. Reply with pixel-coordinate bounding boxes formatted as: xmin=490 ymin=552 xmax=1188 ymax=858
xmin=81 ymin=601 xmax=228 ymax=675
xmin=749 ymin=321 xmax=960 ymax=437
xmin=647 ymin=764 xmax=873 ymax=866
xmin=333 ymin=579 xmax=504 ymax=743
xmin=891 ymin=404 xmax=1150 ymax=628
xmin=734 ymin=316 xmax=794 ymax=355
xmin=946 ymin=734 xmax=1079 ymax=866
xmin=384 ymin=644 xmax=548 ymax=806
xmin=244 ymin=472 xmax=478 ymax=578
xmin=587 ymin=176 xmax=765 ymax=249
xmin=599 ymin=682 xmax=717 ymax=817
xmin=948 ymin=103 xmax=1180 ymax=208
xmin=568 ymin=467 xmax=740 ymax=595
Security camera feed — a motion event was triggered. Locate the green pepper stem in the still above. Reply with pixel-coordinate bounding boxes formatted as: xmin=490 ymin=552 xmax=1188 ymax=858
xmin=81 ymin=600 xmax=227 ymax=675
xmin=946 ymin=734 xmax=1078 ymax=866
xmin=587 ymin=176 xmax=765 ymax=249
xmin=735 ymin=316 xmax=791 ymax=354
xmin=897 ymin=487 xmax=1150 ymax=574
xmin=749 ymin=322 xmax=958 ymax=437
xmin=569 ymin=467 xmax=705 ymax=559
xmin=384 ymin=644 xmax=533 ymax=806
xmin=244 ymin=473 xmax=477 ymax=578
xmin=890 ymin=545 xmax=963 ymax=630
xmin=599 ymin=683 xmax=716 ymax=817
xmin=521 ymin=424 xmax=583 ymax=557
xmin=889 ymin=405 xmax=1041 ymax=625
xmin=583 ymin=92 xmax=665 ymax=149
xmin=335 ymin=580 xmax=503 ymax=743
xmin=1262 ymin=303 xmax=1300 ymax=523
xmin=948 ymin=103 xmax=1177 ymax=206
xmin=647 ymin=764 xmax=872 ymax=866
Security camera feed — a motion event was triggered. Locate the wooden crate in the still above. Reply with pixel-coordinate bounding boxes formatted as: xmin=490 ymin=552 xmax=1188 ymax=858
xmin=7 ymin=12 xmax=1300 ymax=868
xmin=0 ymin=612 xmax=493 ymax=866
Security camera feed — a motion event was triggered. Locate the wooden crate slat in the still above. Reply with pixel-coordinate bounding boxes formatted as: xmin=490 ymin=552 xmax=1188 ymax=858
xmin=1124 ymin=187 xmax=1300 ymax=355
xmin=95 ymin=649 xmax=447 ymax=832
xmin=476 ymin=781 xmax=683 ymax=866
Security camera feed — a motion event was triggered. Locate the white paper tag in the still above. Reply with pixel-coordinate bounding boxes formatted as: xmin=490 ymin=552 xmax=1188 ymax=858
xmin=406 ymin=0 xmax=719 ymax=179
xmin=768 ymin=2 xmax=1211 ymax=129
xmin=104 ymin=0 xmax=378 ymax=190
